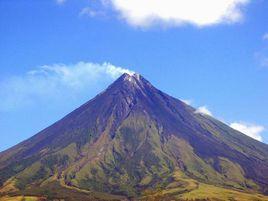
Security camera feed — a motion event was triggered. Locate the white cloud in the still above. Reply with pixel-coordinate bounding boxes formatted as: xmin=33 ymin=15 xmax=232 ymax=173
xmin=230 ymin=122 xmax=264 ymax=142
xmin=263 ymin=33 xmax=268 ymax=40
xmin=107 ymin=0 xmax=250 ymax=27
xmin=56 ymin=0 xmax=66 ymax=5
xmin=0 ymin=62 xmax=134 ymax=111
xmin=195 ymin=106 xmax=213 ymax=116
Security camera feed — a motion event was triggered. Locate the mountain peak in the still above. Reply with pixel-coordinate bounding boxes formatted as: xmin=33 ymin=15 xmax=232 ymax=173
xmin=117 ymin=72 xmax=151 ymax=88
xmin=1 ymin=71 xmax=268 ymax=200
xmin=121 ymin=72 xmax=141 ymax=82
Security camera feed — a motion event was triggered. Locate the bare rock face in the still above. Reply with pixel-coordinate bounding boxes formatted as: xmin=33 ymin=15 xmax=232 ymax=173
xmin=1 ymin=73 xmax=268 ymax=200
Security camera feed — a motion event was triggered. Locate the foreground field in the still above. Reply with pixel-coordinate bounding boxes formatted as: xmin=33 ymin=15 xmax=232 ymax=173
xmin=1 ymin=171 xmax=268 ymax=201
xmin=0 ymin=196 xmax=43 ymax=201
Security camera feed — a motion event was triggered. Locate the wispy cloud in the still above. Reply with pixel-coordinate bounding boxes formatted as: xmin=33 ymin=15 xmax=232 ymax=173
xmin=255 ymin=51 xmax=268 ymax=67
xmin=56 ymin=0 xmax=66 ymax=5
xmin=263 ymin=33 xmax=268 ymax=40
xmin=0 ymin=62 xmax=134 ymax=111
xmin=255 ymin=33 xmax=268 ymax=67
xmin=105 ymin=0 xmax=250 ymax=27
xmin=79 ymin=7 xmax=105 ymax=18
xmin=181 ymin=99 xmax=193 ymax=105
xmin=260 ymin=57 xmax=268 ymax=67
xmin=195 ymin=106 xmax=213 ymax=116
xmin=230 ymin=122 xmax=264 ymax=142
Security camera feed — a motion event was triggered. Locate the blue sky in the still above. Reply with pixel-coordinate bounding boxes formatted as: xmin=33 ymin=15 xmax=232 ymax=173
xmin=0 ymin=0 xmax=268 ymax=151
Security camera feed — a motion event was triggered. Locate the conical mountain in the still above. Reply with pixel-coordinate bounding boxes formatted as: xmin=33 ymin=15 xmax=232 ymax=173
xmin=1 ymin=73 xmax=268 ymax=201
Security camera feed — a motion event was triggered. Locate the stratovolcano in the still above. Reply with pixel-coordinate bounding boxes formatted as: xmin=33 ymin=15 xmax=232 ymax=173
xmin=1 ymin=73 xmax=268 ymax=201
